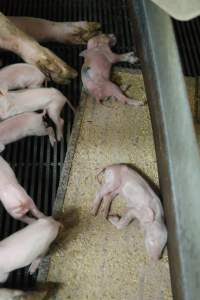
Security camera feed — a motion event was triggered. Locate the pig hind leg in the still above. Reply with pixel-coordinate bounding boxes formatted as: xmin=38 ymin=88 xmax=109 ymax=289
xmin=0 ymin=143 xmax=5 ymax=153
xmin=28 ymin=257 xmax=43 ymax=274
xmin=30 ymin=205 xmax=45 ymax=219
xmin=99 ymin=191 xmax=118 ymax=218
xmin=109 ymin=209 xmax=135 ymax=229
xmin=103 ymin=81 xmax=145 ymax=106
xmin=0 ymin=272 xmax=9 ymax=283
xmin=91 ymin=184 xmax=118 ymax=216
xmin=117 ymin=52 xmax=139 ymax=64
xmin=46 ymin=126 xmax=56 ymax=146
xmin=47 ymin=106 xmax=64 ymax=141
xmin=19 ymin=215 xmax=37 ymax=224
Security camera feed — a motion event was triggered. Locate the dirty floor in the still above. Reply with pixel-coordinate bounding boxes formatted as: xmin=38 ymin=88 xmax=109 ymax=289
xmin=47 ymin=70 xmax=172 ymax=300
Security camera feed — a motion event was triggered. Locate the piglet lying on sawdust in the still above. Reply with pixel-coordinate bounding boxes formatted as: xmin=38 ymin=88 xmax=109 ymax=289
xmin=80 ymin=34 xmax=145 ymax=106
xmin=91 ymin=164 xmax=167 ymax=260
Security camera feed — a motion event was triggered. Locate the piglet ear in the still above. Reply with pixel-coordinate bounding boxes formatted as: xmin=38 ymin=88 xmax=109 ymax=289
xmin=143 ymin=208 xmax=155 ymax=223
xmin=79 ymin=50 xmax=87 ymax=57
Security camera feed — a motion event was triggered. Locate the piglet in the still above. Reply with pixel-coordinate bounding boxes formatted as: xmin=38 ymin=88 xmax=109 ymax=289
xmin=0 ymin=216 xmax=62 ymax=283
xmin=0 ymin=289 xmax=25 ymax=300
xmin=0 ymin=288 xmax=47 ymax=300
xmin=80 ymin=34 xmax=145 ymax=106
xmin=0 ymin=87 xmax=75 ymax=141
xmin=0 ymin=111 xmax=56 ymax=152
xmin=0 ymin=288 xmax=48 ymax=300
xmin=91 ymin=164 xmax=167 ymax=260
xmin=0 ymin=63 xmax=45 ymax=95
xmin=0 ymin=156 xmax=45 ymax=223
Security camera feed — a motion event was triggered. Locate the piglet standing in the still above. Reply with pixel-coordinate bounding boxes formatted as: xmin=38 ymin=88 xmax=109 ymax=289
xmin=0 ymin=217 xmax=62 ymax=283
xmin=80 ymin=34 xmax=145 ymax=106
xmin=0 ymin=63 xmax=45 ymax=95
xmin=91 ymin=164 xmax=167 ymax=260
xmin=0 ymin=156 xmax=45 ymax=223
xmin=0 ymin=111 xmax=56 ymax=152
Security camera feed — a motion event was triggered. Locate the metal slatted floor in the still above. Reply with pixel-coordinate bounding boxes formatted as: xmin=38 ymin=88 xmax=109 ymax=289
xmin=0 ymin=0 xmax=135 ymax=289
xmin=1 ymin=0 xmax=199 ymax=291
xmin=173 ymin=17 xmax=200 ymax=77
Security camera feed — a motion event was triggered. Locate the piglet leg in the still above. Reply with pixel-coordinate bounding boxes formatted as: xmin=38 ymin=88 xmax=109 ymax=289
xmin=108 ymin=209 xmax=135 ymax=229
xmin=110 ymin=51 xmax=139 ymax=64
xmin=48 ymin=112 xmax=64 ymax=141
xmin=91 ymin=184 xmax=116 ymax=216
xmin=0 ymin=272 xmax=9 ymax=283
xmin=0 ymin=143 xmax=5 ymax=153
xmin=28 ymin=257 xmax=42 ymax=274
xmin=99 ymin=191 xmax=118 ymax=218
xmin=118 ymin=52 xmax=139 ymax=64
xmin=30 ymin=206 xmax=46 ymax=219
xmin=19 ymin=216 xmax=37 ymax=225
xmin=47 ymin=127 xmax=56 ymax=146
xmin=104 ymin=81 xmax=145 ymax=106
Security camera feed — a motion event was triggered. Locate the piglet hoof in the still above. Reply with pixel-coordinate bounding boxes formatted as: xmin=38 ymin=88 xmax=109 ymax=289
xmin=108 ymin=215 xmax=120 ymax=226
xmin=126 ymin=52 xmax=139 ymax=64
xmin=68 ymin=22 xmax=101 ymax=44
xmin=28 ymin=257 xmax=42 ymax=275
xmin=56 ymin=133 xmax=63 ymax=142
xmin=47 ymin=127 xmax=57 ymax=146
xmin=90 ymin=206 xmax=98 ymax=216
xmin=33 ymin=46 xmax=78 ymax=84
xmin=126 ymin=99 xmax=146 ymax=107
xmin=120 ymin=84 xmax=131 ymax=93
xmin=78 ymin=22 xmax=102 ymax=43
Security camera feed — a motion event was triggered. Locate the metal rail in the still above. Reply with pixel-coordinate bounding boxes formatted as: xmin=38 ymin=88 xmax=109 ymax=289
xmin=130 ymin=1 xmax=200 ymax=299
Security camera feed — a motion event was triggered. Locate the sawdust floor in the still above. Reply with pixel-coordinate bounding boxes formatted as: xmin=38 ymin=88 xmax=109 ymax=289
xmin=47 ymin=69 xmax=172 ymax=300
xmin=46 ymin=72 xmax=199 ymax=300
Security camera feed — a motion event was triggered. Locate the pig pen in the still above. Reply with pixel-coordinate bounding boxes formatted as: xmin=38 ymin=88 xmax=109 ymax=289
xmin=0 ymin=0 xmax=200 ymax=298
xmin=0 ymin=0 xmax=137 ymax=290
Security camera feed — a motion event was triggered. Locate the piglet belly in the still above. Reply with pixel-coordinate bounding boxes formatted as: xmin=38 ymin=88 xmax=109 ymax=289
xmin=121 ymin=181 xmax=148 ymax=208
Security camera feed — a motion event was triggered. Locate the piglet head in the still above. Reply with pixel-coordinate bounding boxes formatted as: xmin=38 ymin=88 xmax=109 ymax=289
xmin=144 ymin=221 xmax=167 ymax=260
xmin=87 ymin=34 xmax=117 ymax=49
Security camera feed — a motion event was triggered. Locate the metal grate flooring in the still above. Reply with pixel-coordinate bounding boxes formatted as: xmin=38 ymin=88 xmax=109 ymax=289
xmin=0 ymin=0 xmax=135 ymax=290
xmin=173 ymin=17 xmax=200 ymax=77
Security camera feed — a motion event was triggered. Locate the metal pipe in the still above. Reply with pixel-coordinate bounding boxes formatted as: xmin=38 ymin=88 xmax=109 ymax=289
xmin=129 ymin=1 xmax=200 ymax=299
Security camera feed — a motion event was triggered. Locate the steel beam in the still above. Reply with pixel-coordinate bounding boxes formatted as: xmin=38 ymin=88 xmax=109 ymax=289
xmin=130 ymin=1 xmax=200 ymax=299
